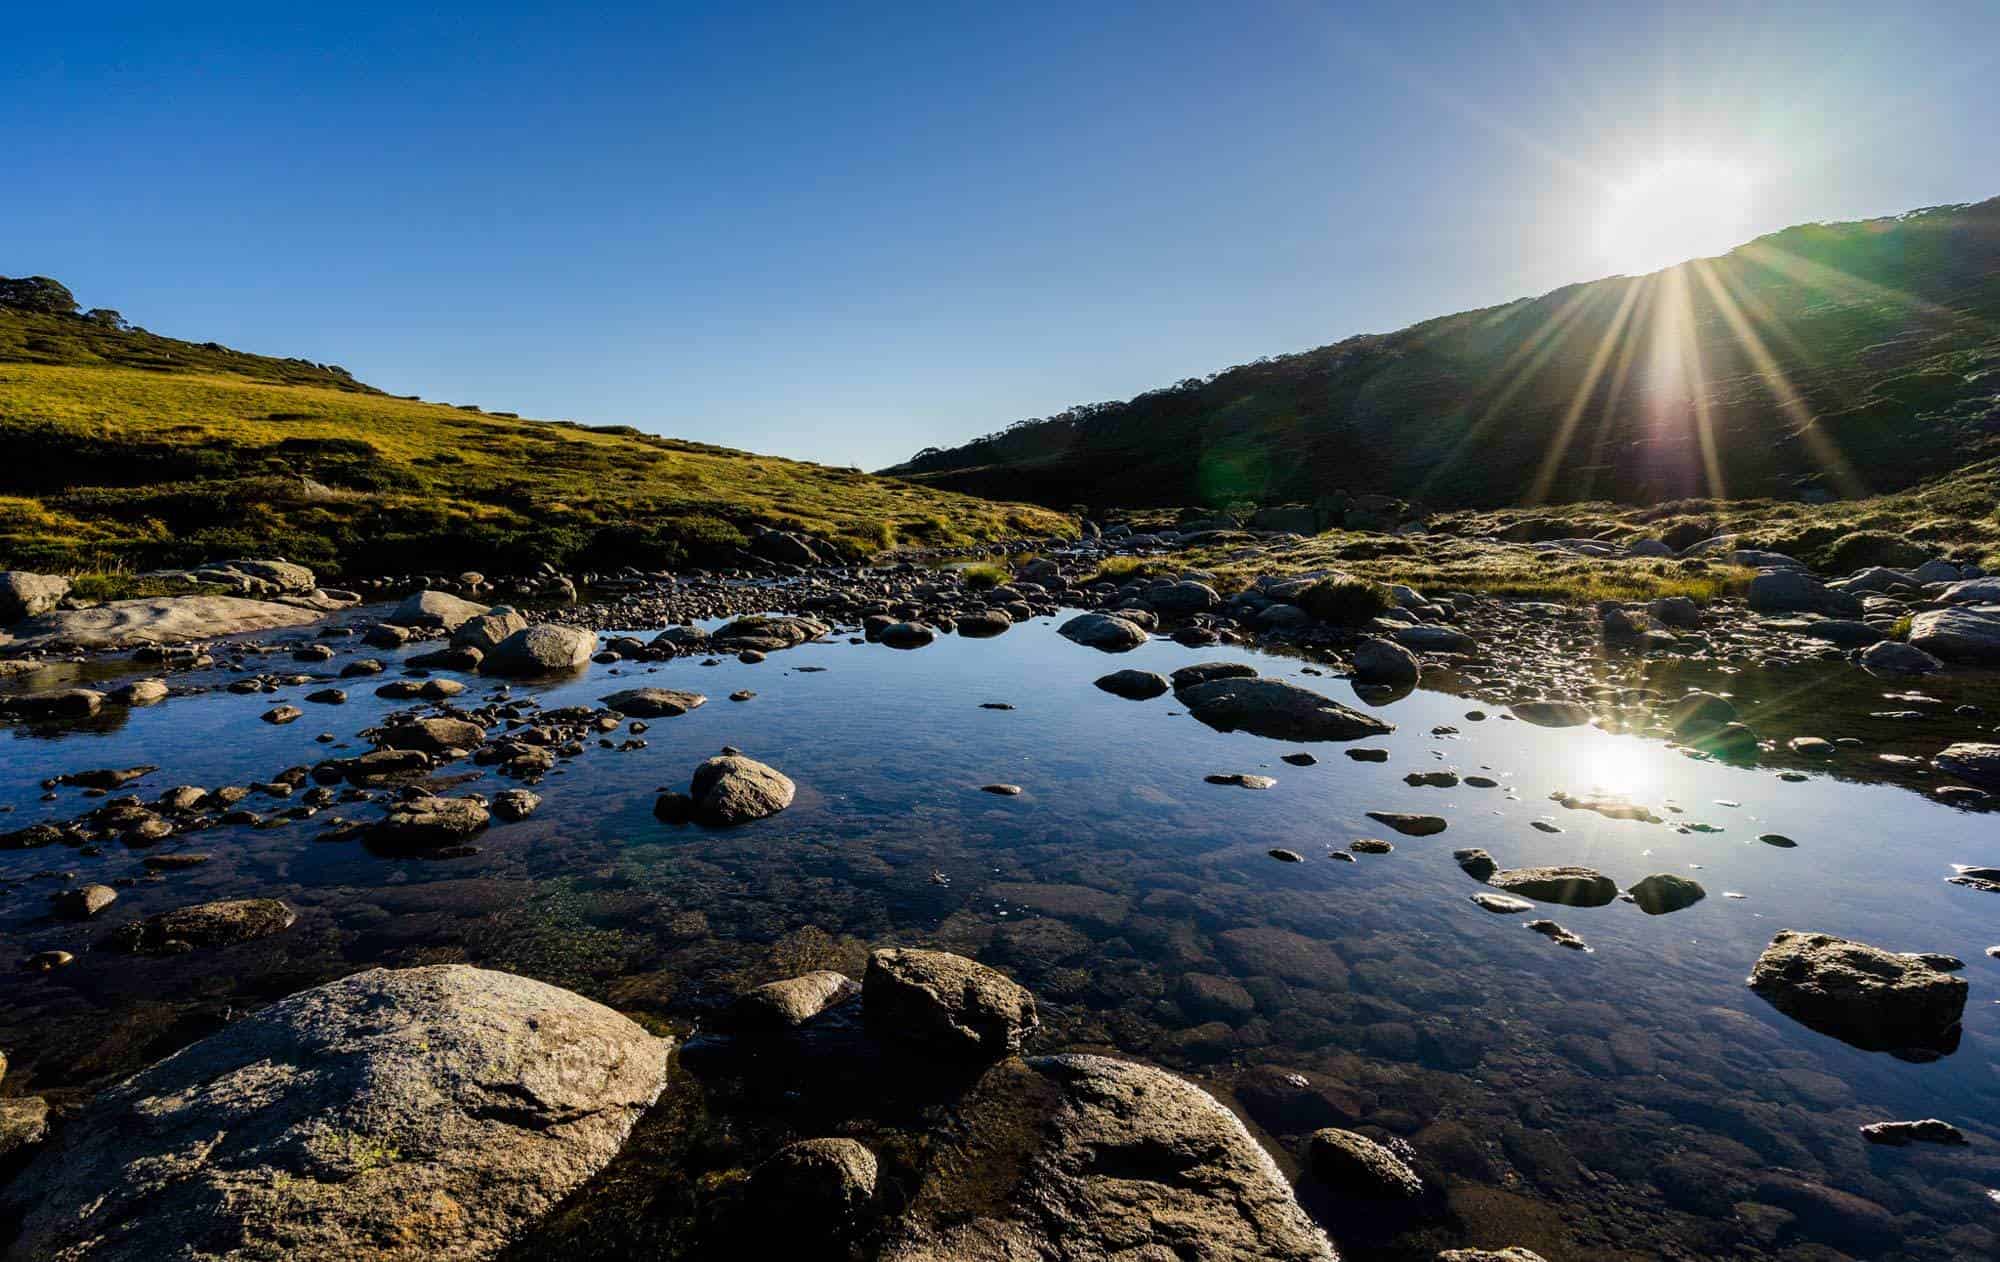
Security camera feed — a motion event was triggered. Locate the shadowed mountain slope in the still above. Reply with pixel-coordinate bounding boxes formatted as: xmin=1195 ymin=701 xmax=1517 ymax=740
xmin=886 ymin=198 xmax=2000 ymax=512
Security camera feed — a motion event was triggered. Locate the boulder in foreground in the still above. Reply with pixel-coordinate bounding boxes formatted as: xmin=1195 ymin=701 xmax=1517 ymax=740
xmin=1180 ymin=676 xmax=1394 ymax=742
xmin=880 ymin=1054 xmax=1335 ymax=1261
xmin=3 ymin=964 xmax=671 ymax=1262
xmin=1748 ymin=930 xmax=1968 ymax=1054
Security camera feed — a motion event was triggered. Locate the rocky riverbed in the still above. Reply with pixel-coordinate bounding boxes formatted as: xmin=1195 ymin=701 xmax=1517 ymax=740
xmin=3 ymin=533 xmax=2000 ymax=1260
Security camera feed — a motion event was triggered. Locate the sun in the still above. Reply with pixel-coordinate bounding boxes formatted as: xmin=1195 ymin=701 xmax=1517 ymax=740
xmin=1597 ymin=157 xmax=1756 ymax=277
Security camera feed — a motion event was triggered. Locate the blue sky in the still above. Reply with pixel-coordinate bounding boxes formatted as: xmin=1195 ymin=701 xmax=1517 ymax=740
xmin=6 ymin=1 xmax=1995 ymax=469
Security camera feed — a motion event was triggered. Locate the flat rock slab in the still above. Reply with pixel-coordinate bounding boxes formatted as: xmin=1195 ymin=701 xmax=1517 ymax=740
xmin=601 ymin=688 xmax=707 ymax=717
xmin=3 ymin=965 xmax=670 ymax=1262
xmin=1489 ymin=866 xmax=1619 ymax=907
xmin=1 ymin=596 xmax=326 ymax=650
xmin=1181 ymin=676 xmax=1395 ymax=742
xmin=106 ymin=898 xmax=297 ymax=953
xmin=880 ymin=1054 xmax=1335 ymax=1261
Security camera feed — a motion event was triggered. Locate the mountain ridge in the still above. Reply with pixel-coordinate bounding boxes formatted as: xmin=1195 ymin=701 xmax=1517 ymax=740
xmin=884 ymin=197 xmax=2000 ymax=513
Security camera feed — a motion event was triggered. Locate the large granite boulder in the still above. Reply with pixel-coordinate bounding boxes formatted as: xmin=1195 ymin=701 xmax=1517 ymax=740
xmin=689 ymin=754 xmax=795 ymax=825
xmin=391 ymin=589 xmax=491 ymax=631
xmin=0 ymin=570 xmax=70 ymax=623
xmin=880 ymin=1054 xmax=1336 ymax=1261
xmin=864 ymin=948 xmax=1038 ymax=1058
xmin=2 ymin=965 xmax=670 ymax=1262
xmin=1748 ymin=930 xmax=1968 ymax=1054
xmin=483 ymin=625 xmax=595 ymax=675
xmin=1179 ymin=676 xmax=1394 ymax=742
xmin=1352 ymin=637 xmax=1420 ymax=686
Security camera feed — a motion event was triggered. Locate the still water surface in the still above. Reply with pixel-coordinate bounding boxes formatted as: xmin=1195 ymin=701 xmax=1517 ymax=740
xmin=3 ymin=609 xmax=1998 ymax=1259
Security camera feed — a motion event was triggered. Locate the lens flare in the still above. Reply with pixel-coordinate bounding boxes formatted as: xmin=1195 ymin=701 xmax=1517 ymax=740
xmin=1598 ymin=158 xmax=1755 ymax=276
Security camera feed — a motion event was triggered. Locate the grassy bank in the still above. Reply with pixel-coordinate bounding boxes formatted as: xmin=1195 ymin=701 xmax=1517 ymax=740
xmin=0 ymin=310 xmax=1072 ymax=574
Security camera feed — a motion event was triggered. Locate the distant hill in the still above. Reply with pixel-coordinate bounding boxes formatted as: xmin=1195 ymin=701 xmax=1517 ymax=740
xmin=0 ymin=279 xmax=1069 ymax=574
xmin=885 ymin=198 xmax=2000 ymax=512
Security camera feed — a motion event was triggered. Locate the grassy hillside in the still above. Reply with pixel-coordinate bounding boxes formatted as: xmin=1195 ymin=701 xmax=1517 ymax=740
xmin=888 ymin=197 xmax=2000 ymax=513
xmin=0 ymin=306 xmax=1072 ymax=575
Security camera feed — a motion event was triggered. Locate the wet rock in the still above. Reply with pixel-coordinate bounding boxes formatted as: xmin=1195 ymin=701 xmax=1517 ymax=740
xmin=1171 ymin=662 xmax=1259 ymax=690
xmin=376 ymin=716 xmax=486 ymax=753
xmin=1269 ymin=848 xmax=1304 ymax=862
xmin=305 ymin=687 xmax=347 ymax=705
xmin=980 ymin=783 xmax=1023 ymax=795
xmin=262 ymin=704 xmax=303 ymax=725
xmin=1350 ymin=837 xmax=1392 ymax=855
xmin=1861 ymin=639 xmax=1943 ymax=673
xmin=1748 ymin=929 xmax=1967 ymax=1054
xmin=106 ymin=897 xmax=297 ymax=953
xmin=601 ymin=687 xmax=707 ymax=717
xmin=1056 ymin=611 xmax=1148 ymax=651
xmin=1859 ymin=1118 xmax=1967 ymax=1147
xmin=1352 ymin=637 xmax=1420 ymax=685
xmin=13 ymin=688 xmax=104 ymax=720
xmin=879 ymin=621 xmax=936 ymax=649
xmin=735 ymin=971 xmax=860 ymax=1030
xmin=956 ymin=609 xmax=1013 ymax=637
xmin=1526 ymin=919 xmax=1589 ymax=950
xmin=2 ymin=965 xmax=669 ymax=1262
xmin=1489 ymin=866 xmax=1618 ymax=907
xmin=1405 ymin=770 xmax=1459 ymax=788
xmin=880 ymin=1054 xmax=1335 ymax=1262
xmin=483 ymin=625 xmax=595 ymax=675
xmin=1437 ymin=1250 xmax=1550 ymax=1262
xmin=1470 ymin=891 xmax=1532 ymax=913
xmin=1094 ymin=669 xmax=1170 ymax=700
xmin=689 ymin=754 xmax=795 ymax=825
xmin=1747 ymin=570 xmax=1861 ymax=616
xmin=863 ymin=947 xmax=1037 ymax=1058
xmin=59 ymin=765 xmax=158 ymax=790
xmin=370 ymin=796 xmax=491 ymax=849
xmin=390 ymin=589 xmax=490 ymax=631
xmin=1181 ymin=677 xmax=1394 ymax=742
xmin=1511 ymin=699 xmax=1592 ymax=727
xmin=0 ymin=1096 xmax=49 ymax=1160
xmin=108 ymin=678 xmax=170 ymax=706
xmin=1936 ymin=742 xmax=2000 ymax=791
xmin=1149 ymin=580 xmax=1222 ymax=615
xmin=1455 ymin=849 xmax=1498 ymax=881
xmin=1627 ymin=872 xmax=1707 ymax=915
xmin=51 ymin=883 xmax=118 ymax=919
xmin=1368 ymin=811 xmax=1447 ymax=836
xmin=1206 ymin=773 xmax=1276 ymax=789
xmin=1346 ymin=748 xmax=1389 ymax=762
xmin=1908 ymin=607 xmax=2000 ymax=663
xmin=1308 ymin=1127 xmax=1423 ymax=1199
xmin=750 ymin=1138 xmax=878 ymax=1236
xmin=492 ymin=788 xmax=541 ymax=821
xmin=142 ymin=853 xmax=212 ymax=871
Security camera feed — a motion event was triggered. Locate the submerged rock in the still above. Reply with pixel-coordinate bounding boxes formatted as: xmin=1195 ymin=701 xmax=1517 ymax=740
xmin=735 ymin=970 xmax=860 ymax=1031
xmin=1308 ymin=1127 xmax=1423 ymax=1199
xmin=1181 ymin=676 xmax=1394 ymax=742
xmin=749 ymin=1138 xmax=879 ymax=1237
xmin=1368 ymin=811 xmax=1447 ymax=836
xmin=370 ymin=796 xmax=491 ymax=849
xmin=1511 ymin=699 xmax=1593 ymax=727
xmin=863 ymin=947 xmax=1037 ymax=1058
xmin=880 ymin=1054 xmax=1336 ymax=1261
xmin=106 ymin=897 xmax=297 ymax=953
xmin=2 ymin=965 xmax=670 ymax=1262
xmin=1748 ymin=930 xmax=1968 ymax=1054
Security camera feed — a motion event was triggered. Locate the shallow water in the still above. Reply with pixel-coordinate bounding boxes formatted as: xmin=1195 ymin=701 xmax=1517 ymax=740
xmin=4 ymin=609 xmax=2000 ymax=1259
